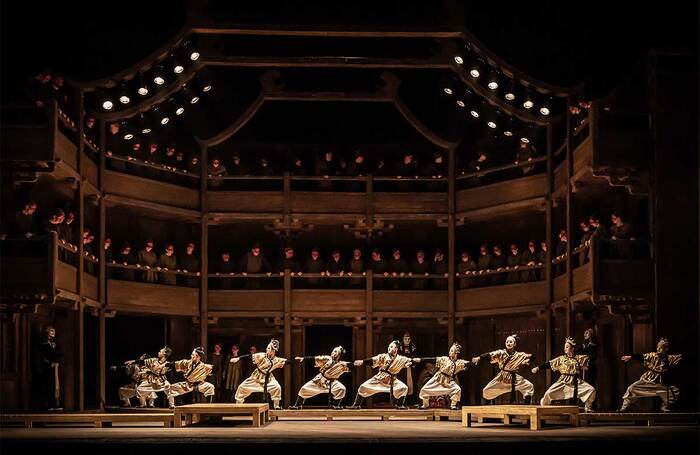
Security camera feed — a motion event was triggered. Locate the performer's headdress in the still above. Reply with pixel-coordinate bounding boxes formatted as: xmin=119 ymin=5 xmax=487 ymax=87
xmin=331 ymin=346 xmax=346 ymax=358
xmin=267 ymin=339 xmax=280 ymax=351
xmin=506 ymin=334 xmax=519 ymax=343
xmin=657 ymin=337 xmax=670 ymax=352
xmin=193 ymin=346 xmax=206 ymax=360
xmin=388 ymin=340 xmax=401 ymax=352
xmin=161 ymin=346 xmax=172 ymax=358
xmin=565 ymin=337 xmax=577 ymax=347
xmin=139 ymin=353 xmax=150 ymax=360
xmin=449 ymin=342 xmax=462 ymax=355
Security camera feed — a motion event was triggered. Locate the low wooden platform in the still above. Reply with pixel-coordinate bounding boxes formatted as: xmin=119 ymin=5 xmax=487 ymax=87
xmin=270 ymin=408 xmax=436 ymax=421
xmin=462 ymin=405 xmax=580 ymax=431
xmin=0 ymin=413 xmax=174 ymax=428
xmin=580 ymin=412 xmax=700 ymax=426
xmin=432 ymin=409 xmax=462 ymax=421
xmin=174 ymin=403 xmax=269 ymax=427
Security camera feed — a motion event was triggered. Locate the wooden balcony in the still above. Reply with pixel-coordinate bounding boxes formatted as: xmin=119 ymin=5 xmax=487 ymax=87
xmin=106 ymin=280 xmax=199 ymax=316
xmin=456 ymin=173 xmax=547 ymax=221
xmin=456 ymin=280 xmax=548 ymax=317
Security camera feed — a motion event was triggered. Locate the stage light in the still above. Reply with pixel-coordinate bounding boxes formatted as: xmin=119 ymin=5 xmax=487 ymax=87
xmin=520 ymin=137 xmax=530 ymax=144
xmin=487 ymin=121 xmax=497 ymax=129
xmin=153 ymin=66 xmax=165 ymax=85
xmin=523 ymin=90 xmax=534 ymax=109
xmin=487 ymin=70 xmax=499 ymax=90
xmin=454 ymin=56 xmax=464 ymax=65
xmin=139 ymin=113 xmax=152 ymax=134
xmin=137 ymin=72 xmax=149 ymax=96
xmin=172 ymin=56 xmax=184 ymax=74
xmin=153 ymin=106 xmax=169 ymax=125
xmin=176 ymin=106 xmax=185 ymax=115
xmin=184 ymin=41 xmax=200 ymax=61
xmin=539 ymin=98 xmax=552 ymax=116
xmin=102 ymin=100 xmax=113 ymax=110
xmin=121 ymin=122 xmax=134 ymax=140
xmin=504 ymin=83 xmax=516 ymax=101
xmin=119 ymin=95 xmax=130 ymax=105
xmin=505 ymin=92 xmax=515 ymax=101
xmin=456 ymin=100 xmax=465 ymax=107
xmin=202 ymin=84 xmax=212 ymax=92
xmin=503 ymin=130 xmax=513 ymax=137
xmin=470 ymin=110 xmax=479 ymax=118
xmin=190 ymin=95 xmax=200 ymax=104
xmin=444 ymin=87 xmax=453 ymax=95
xmin=469 ymin=59 xmax=483 ymax=78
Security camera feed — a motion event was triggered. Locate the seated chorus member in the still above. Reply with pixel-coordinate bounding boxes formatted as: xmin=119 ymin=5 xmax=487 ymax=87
xmin=111 ymin=353 xmax=157 ymax=407
xmin=472 ymin=334 xmax=534 ymax=404
xmin=414 ymin=342 xmax=473 ymax=410
xmin=290 ymin=345 xmax=351 ymax=409
xmin=349 ymin=340 xmax=413 ymax=409
xmin=618 ymin=337 xmax=682 ymax=413
xmin=132 ymin=347 xmax=173 ymax=408
xmin=166 ymin=347 xmax=215 ymax=408
xmin=532 ymin=337 xmax=596 ymax=412
xmin=232 ymin=339 xmax=291 ymax=410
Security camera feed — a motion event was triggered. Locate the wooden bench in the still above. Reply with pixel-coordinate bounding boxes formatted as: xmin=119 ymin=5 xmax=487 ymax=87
xmin=0 ymin=413 xmax=174 ymax=428
xmin=432 ymin=409 xmax=462 ymax=421
xmin=173 ymin=403 xmax=269 ymax=427
xmin=270 ymin=408 xmax=435 ymax=421
xmin=461 ymin=405 xmax=579 ymax=431
xmin=580 ymin=412 xmax=700 ymax=427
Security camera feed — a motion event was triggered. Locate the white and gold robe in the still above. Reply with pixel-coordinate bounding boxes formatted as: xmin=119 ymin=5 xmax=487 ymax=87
xmin=167 ymin=359 xmax=215 ymax=400
xmin=298 ymin=356 xmax=351 ymax=400
xmin=418 ymin=356 xmax=471 ymax=405
xmin=357 ymin=353 xmax=412 ymax=399
xmin=136 ymin=357 xmax=172 ymax=399
xmin=540 ymin=354 xmax=596 ymax=410
xmin=481 ymin=349 xmax=534 ymax=400
xmin=235 ymin=352 xmax=288 ymax=404
xmin=622 ymin=352 xmax=682 ymax=411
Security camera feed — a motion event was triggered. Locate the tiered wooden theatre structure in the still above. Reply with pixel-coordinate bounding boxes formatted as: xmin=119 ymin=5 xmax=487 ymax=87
xmin=1 ymin=9 xmax=696 ymax=417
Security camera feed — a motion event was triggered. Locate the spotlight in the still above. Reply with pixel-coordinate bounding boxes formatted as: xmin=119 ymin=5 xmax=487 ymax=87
xmin=172 ymin=56 xmax=184 ymax=74
xmin=202 ymin=83 xmax=212 ymax=92
xmin=153 ymin=106 xmax=170 ymax=125
xmin=102 ymin=99 xmax=114 ymax=111
xmin=487 ymin=121 xmax=497 ymax=129
xmin=520 ymin=137 xmax=530 ymax=144
xmin=184 ymin=41 xmax=199 ymax=61
xmin=190 ymin=95 xmax=200 ymax=104
xmin=138 ymin=113 xmax=152 ymax=134
xmin=523 ymin=90 xmax=534 ymax=109
xmin=539 ymin=98 xmax=552 ymax=116
xmin=137 ymin=72 xmax=149 ymax=96
xmin=504 ymin=83 xmax=516 ymax=101
xmin=468 ymin=59 xmax=483 ymax=78
xmin=502 ymin=117 xmax=514 ymax=137
xmin=176 ymin=106 xmax=185 ymax=115
xmin=470 ymin=110 xmax=479 ymax=118
xmin=486 ymin=70 xmax=499 ymax=90
xmin=503 ymin=130 xmax=513 ymax=137
xmin=443 ymin=87 xmax=453 ymax=95
xmin=153 ymin=66 xmax=165 ymax=85
xmin=456 ymin=100 xmax=465 ymax=107
xmin=454 ymin=56 xmax=464 ymax=65
xmin=121 ymin=122 xmax=134 ymax=140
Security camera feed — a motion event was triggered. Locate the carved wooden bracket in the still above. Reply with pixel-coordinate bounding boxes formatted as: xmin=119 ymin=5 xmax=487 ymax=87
xmin=343 ymin=217 xmax=394 ymax=239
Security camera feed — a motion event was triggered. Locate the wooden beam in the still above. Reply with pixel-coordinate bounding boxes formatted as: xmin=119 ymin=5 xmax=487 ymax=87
xmin=199 ymin=144 xmax=209 ymax=351
xmin=98 ymin=118 xmax=107 ymax=410
xmin=365 ymin=270 xmax=373 ymax=384
xmin=76 ymin=88 xmax=85 ymax=411
xmin=545 ymin=124 xmax=555 ymax=386
xmin=565 ymin=97 xmax=574 ymax=337
xmin=191 ymin=26 xmax=464 ymax=38
xmin=203 ymin=55 xmax=450 ymax=69
xmin=283 ymin=271 xmax=292 ymax=406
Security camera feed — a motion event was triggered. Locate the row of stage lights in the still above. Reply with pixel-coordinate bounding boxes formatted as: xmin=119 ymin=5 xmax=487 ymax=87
xmin=443 ymin=87 xmax=531 ymax=144
xmin=99 ymin=41 xmax=201 ymax=111
xmin=452 ymin=51 xmax=553 ymax=118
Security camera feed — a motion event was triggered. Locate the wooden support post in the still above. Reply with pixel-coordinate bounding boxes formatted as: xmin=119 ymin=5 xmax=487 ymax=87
xmin=199 ymin=144 xmax=209 ymax=351
xmin=283 ymin=271 xmax=292 ymax=406
xmin=365 ymin=270 xmax=373 ymax=381
xmin=565 ymin=97 xmax=574 ymax=337
xmin=97 ymin=119 xmax=107 ymax=409
xmin=545 ymin=124 xmax=554 ymax=385
xmin=75 ymin=89 xmax=85 ymax=411
xmin=447 ymin=146 xmax=456 ymax=344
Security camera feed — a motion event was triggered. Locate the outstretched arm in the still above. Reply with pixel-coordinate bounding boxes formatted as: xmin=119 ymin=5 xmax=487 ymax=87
xmin=531 ymin=360 xmax=550 ymax=374
xmin=229 ymin=354 xmax=252 ymax=363
xmin=353 ymin=358 xmax=374 ymax=367
xmin=621 ymin=354 xmax=644 ymax=362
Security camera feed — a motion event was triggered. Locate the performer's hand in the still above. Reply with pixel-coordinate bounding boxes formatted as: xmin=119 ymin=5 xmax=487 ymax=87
xmin=354 ymin=360 xmax=363 ymax=366
xmin=125 ymin=360 xmax=135 ymax=365
xmin=621 ymin=355 xmax=632 ymax=362
xmin=295 ymin=356 xmax=304 ymax=362
xmin=230 ymin=357 xmax=240 ymax=363
xmin=412 ymin=358 xmax=421 ymax=363
xmin=471 ymin=357 xmax=480 ymax=364
xmin=531 ymin=367 xmax=539 ymax=374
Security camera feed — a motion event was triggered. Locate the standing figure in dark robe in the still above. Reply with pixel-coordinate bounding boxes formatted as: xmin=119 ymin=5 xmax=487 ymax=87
xmin=457 ymin=251 xmax=477 ymax=289
xmin=230 ymin=154 xmax=248 ymax=176
xmin=115 ymin=242 xmax=136 ymax=281
xmin=520 ymin=241 xmax=539 ymax=282
xmin=346 ymin=150 xmax=368 ymax=191
xmin=589 ymin=215 xmax=607 ymax=241
xmin=370 ymin=249 xmax=389 ymax=290
xmin=555 ymin=229 xmax=568 ymax=275
xmin=39 ymin=326 xmax=63 ymax=410
xmin=26 ymin=70 xmax=52 ymax=108
xmin=208 ymin=158 xmax=227 ymax=189
xmin=347 ymin=248 xmax=365 ymax=289
xmin=303 ymin=247 xmax=326 ymax=288
xmin=578 ymin=220 xmax=593 ymax=265
xmin=515 ymin=141 xmax=537 ymax=175
xmin=610 ymin=212 xmax=636 ymax=259
xmin=397 ymin=332 xmax=418 ymax=405
xmin=315 ymin=151 xmax=338 ymax=191
xmin=224 ymin=344 xmax=243 ymax=402
xmin=217 ymin=251 xmax=235 ymax=289
xmin=476 ymin=244 xmax=492 ymax=287
xmin=179 ymin=242 xmax=200 ymax=287
xmin=137 ymin=240 xmax=158 ymax=283
xmin=410 ymin=250 xmax=430 ymax=290
xmin=431 ymin=249 xmax=448 ymax=290
xmin=393 ymin=152 xmax=420 ymax=191
xmin=490 ymin=245 xmax=508 ymax=285
xmin=158 ymin=243 xmax=177 ymax=285
xmin=389 ymin=248 xmax=409 ymax=290
xmin=537 ymin=241 xmax=549 ymax=280
xmin=506 ymin=244 xmax=522 ymax=283
xmin=188 ymin=155 xmax=201 ymax=175
xmin=580 ymin=328 xmax=598 ymax=389
xmin=239 ymin=243 xmax=273 ymax=289
xmin=104 ymin=237 xmax=113 ymax=278
xmin=277 ymin=246 xmax=301 ymax=276
xmin=326 ymin=249 xmax=345 ymax=289
xmin=466 ymin=152 xmax=488 ymax=187
xmin=424 ymin=151 xmax=446 ymax=191
xmin=210 ymin=342 xmax=225 ymax=401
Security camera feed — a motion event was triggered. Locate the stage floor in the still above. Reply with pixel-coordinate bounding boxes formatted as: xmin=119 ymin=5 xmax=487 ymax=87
xmin=1 ymin=420 xmax=698 ymax=454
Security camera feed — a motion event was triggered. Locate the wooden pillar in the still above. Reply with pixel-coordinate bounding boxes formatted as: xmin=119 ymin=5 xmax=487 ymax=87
xmin=565 ymin=97 xmax=575 ymax=338
xmin=199 ymin=143 xmax=208 ymax=351
xmin=283 ymin=271 xmax=292 ymax=405
xmin=447 ymin=146 xmax=456 ymax=344
xmin=75 ymin=88 xmax=85 ymax=410
xmin=545 ymin=124 xmax=555 ymax=384
xmin=97 ymin=118 xmax=107 ymax=409
xmin=365 ymin=270 xmax=373 ymax=377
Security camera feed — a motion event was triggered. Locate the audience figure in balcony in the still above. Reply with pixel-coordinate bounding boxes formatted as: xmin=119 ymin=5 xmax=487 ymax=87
xmin=277 ymin=246 xmax=301 ymax=275
xmin=555 ymin=229 xmax=568 ymax=274
xmin=83 ymin=115 xmax=97 ymax=145
xmin=393 ymin=152 xmax=419 ymax=191
xmin=369 ymin=249 xmax=389 ymax=290
xmin=258 ymin=156 xmax=276 ymax=177
xmin=208 ymin=158 xmax=227 ymax=189
xmin=477 ymin=244 xmax=492 ymax=287
xmin=466 ymin=152 xmax=488 ymax=186
xmin=506 ymin=244 xmax=521 ymax=283
xmin=303 ymin=247 xmax=326 ymax=288
xmin=144 ymin=141 xmax=160 ymax=165
xmin=347 ymin=248 xmax=365 ymax=289
xmin=410 ymin=250 xmax=430 ymax=290
xmin=326 ymin=249 xmax=345 ymax=289
xmin=538 ymin=241 xmax=549 ymax=280
xmin=218 ymin=251 xmax=236 ymax=289
xmin=431 ymin=249 xmax=448 ymax=290
xmin=425 ymin=152 xmax=446 ymax=191
xmin=490 ymin=244 xmax=507 ymax=286
xmin=610 ymin=212 xmax=636 ymax=259
xmin=50 ymin=74 xmax=68 ymax=109
xmin=515 ymin=141 xmax=537 ymax=176
xmin=115 ymin=242 xmax=136 ymax=280
xmin=239 ymin=243 xmax=272 ymax=289
xmin=158 ymin=244 xmax=177 ymax=285
xmin=520 ymin=241 xmax=540 ymax=282
xmin=389 ymin=248 xmax=409 ymax=290
xmin=104 ymin=237 xmax=113 ymax=277
xmin=589 ymin=214 xmax=607 ymax=240
xmin=346 ymin=150 xmax=368 ymax=191
xmin=83 ymin=231 xmax=97 ymax=274
xmin=179 ymin=242 xmax=200 ymax=287
xmin=230 ymin=154 xmax=248 ymax=176
xmin=27 ymin=69 xmax=53 ymax=108
xmin=315 ymin=151 xmax=339 ymax=191
xmin=9 ymin=200 xmax=38 ymax=238
xmin=579 ymin=220 xmax=593 ymax=265
xmin=137 ymin=240 xmax=158 ymax=283
xmin=188 ymin=155 xmax=201 ymax=175
xmin=457 ymin=251 xmax=477 ymax=289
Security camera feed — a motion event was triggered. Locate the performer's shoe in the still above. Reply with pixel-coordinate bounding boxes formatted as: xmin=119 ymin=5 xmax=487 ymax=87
xmin=450 ymin=404 xmax=460 ymax=411
xmin=394 ymin=396 xmax=408 ymax=410
xmin=523 ymin=395 xmax=532 ymax=405
xmin=289 ymin=396 xmax=305 ymax=410
xmin=615 ymin=407 xmax=629 ymax=413
xmin=332 ymin=399 xmax=343 ymax=410
xmin=348 ymin=394 xmax=364 ymax=409
xmin=122 ymin=401 xmax=131 ymax=407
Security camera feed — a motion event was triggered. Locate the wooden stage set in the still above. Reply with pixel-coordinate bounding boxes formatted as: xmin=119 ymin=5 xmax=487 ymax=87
xmin=1 ymin=405 xmax=698 ymax=454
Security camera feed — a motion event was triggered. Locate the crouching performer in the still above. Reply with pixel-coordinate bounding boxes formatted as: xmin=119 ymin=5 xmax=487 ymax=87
xmin=233 ymin=339 xmax=291 ymax=409
xmin=414 ymin=342 xmax=473 ymax=410
xmin=348 ymin=340 xmax=412 ymax=409
xmin=291 ymin=345 xmax=351 ymax=409
xmin=532 ymin=337 xmax=596 ymax=412
xmin=618 ymin=337 xmax=681 ymax=412
xmin=111 ymin=353 xmax=158 ymax=407
xmin=472 ymin=334 xmax=535 ymax=404
xmin=166 ymin=347 xmax=215 ymax=408
xmin=133 ymin=347 xmax=173 ymax=407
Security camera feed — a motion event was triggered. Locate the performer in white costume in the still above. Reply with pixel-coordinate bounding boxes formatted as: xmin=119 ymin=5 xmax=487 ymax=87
xmin=414 ymin=342 xmax=473 ymax=410
xmin=290 ymin=345 xmax=351 ymax=409
xmin=472 ymin=334 xmax=534 ymax=404
xmin=166 ymin=347 xmax=215 ymax=408
xmin=233 ymin=339 xmax=291 ymax=410
xmin=348 ymin=340 xmax=413 ymax=409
